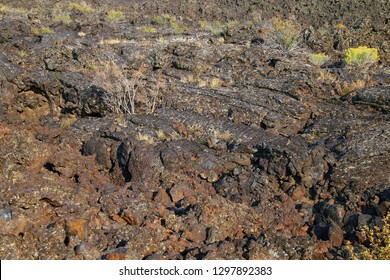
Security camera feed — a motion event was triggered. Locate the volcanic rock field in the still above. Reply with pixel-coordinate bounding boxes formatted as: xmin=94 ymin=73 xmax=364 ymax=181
xmin=0 ymin=0 xmax=389 ymax=259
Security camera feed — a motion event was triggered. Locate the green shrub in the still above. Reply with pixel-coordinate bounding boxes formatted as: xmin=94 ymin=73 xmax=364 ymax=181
xmin=352 ymin=212 xmax=390 ymax=260
xmin=32 ymin=26 xmax=54 ymax=35
xmin=152 ymin=14 xmax=188 ymax=34
xmin=309 ymin=53 xmax=330 ymax=67
xmin=199 ymin=20 xmax=225 ymax=35
xmin=54 ymin=13 xmax=72 ymax=24
xmin=18 ymin=50 xmax=27 ymax=57
xmin=344 ymin=46 xmax=379 ymax=67
xmin=107 ymin=10 xmax=125 ymax=22
xmin=68 ymin=2 xmax=94 ymax=13
xmin=141 ymin=25 xmax=157 ymax=33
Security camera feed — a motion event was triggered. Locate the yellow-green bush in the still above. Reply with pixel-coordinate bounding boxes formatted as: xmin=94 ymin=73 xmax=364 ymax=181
xmin=344 ymin=46 xmax=379 ymax=67
xmin=0 ymin=4 xmax=28 ymax=18
xmin=352 ymin=212 xmax=390 ymax=260
xmin=54 ymin=13 xmax=72 ymax=24
xmin=152 ymin=14 xmax=176 ymax=25
xmin=141 ymin=25 xmax=157 ymax=33
xmin=32 ymin=26 xmax=54 ymax=35
xmin=199 ymin=20 xmax=225 ymax=35
xmin=309 ymin=53 xmax=330 ymax=67
xmin=107 ymin=10 xmax=125 ymax=22
xmin=152 ymin=14 xmax=188 ymax=34
xmin=68 ymin=2 xmax=94 ymax=13
xmin=18 ymin=50 xmax=27 ymax=57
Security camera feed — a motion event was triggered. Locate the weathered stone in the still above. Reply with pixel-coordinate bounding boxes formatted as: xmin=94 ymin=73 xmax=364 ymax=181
xmin=0 ymin=208 xmax=12 ymax=222
xmin=66 ymin=218 xmax=89 ymax=239
xmin=328 ymin=222 xmax=344 ymax=247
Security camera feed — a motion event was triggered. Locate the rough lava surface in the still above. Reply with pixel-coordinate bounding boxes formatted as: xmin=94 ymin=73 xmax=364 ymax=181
xmin=0 ymin=0 xmax=389 ymax=259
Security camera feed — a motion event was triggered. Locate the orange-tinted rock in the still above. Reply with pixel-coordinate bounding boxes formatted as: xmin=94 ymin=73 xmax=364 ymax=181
xmin=106 ymin=253 xmax=126 ymax=260
xmin=313 ymin=241 xmax=331 ymax=254
xmin=111 ymin=214 xmax=127 ymax=224
xmin=122 ymin=212 xmax=138 ymax=226
xmin=66 ymin=218 xmax=89 ymax=239
xmin=153 ymin=189 xmax=172 ymax=205
xmin=0 ymin=215 xmax=27 ymax=236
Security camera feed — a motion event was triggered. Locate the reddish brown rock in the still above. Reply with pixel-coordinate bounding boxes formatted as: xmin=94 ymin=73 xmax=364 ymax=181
xmin=153 ymin=189 xmax=172 ymax=205
xmin=105 ymin=253 xmax=126 ymax=260
xmin=66 ymin=218 xmax=89 ymax=239
xmin=328 ymin=223 xmax=344 ymax=247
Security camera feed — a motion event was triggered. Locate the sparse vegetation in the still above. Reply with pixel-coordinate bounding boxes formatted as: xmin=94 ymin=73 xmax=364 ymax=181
xmin=54 ymin=13 xmax=72 ymax=24
xmin=98 ymin=63 xmax=145 ymax=115
xmin=67 ymin=2 xmax=94 ymax=13
xmin=317 ymin=70 xmax=337 ymax=83
xmin=345 ymin=46 xmax=380 ymax=68
xmin=18 ymin=50 xmax=27 ymax=58
xmin=152 ymin=14 xmax=188 ymax=34
xmin=60 ymin=115 xmax=78 ymax=129
xmin=41 ymin=26 xmax=54 ymax=34
xmin=141 ymin=25 xmax=158 ymax=33
xmin=107 ymin=10 xmax=125 ymax=22
xmin=212 ymin=129 xmax=233 ymax=142
xmin=156 ymin=130 xmax=167 ymax=141
xmin=137 ymin=132 xmax=155 ymax=145
xmin=94 ymin=62 xmax=162 ymax=115
xmin=317 ymin=27 xmax=329 ymax=35
xmin=339 ymin=79 xmax=366 ymax=95
xmin=187 ymin=123 xmax=202 ymax=135
xmin=199 ymin=20 xmax=225 ymax=35
xmin=0 ymin=4 xmax=28 ymax=19
xmin=351 ymin=212 xmax=390 ymax=260
xmin=32 ymin=26 xmax=54 ymax=35
xmin=334 ymin=23 xmax=347 ymax=30
xmin=98 ymin=38 xmax=124 ymax=45
xmin=210 ymin=77 xmax=223 ymax=89
xmin=251 ymin=11 xmax=262 ymax=23
xmin=157 ymin=36 xmax=167 ymax=43
xmin=267 ymin=16 xmax=301 ymax=51
xmin=309 ymin=53 xmax=330 ymax=67
xmin=152 ymin=14 xmax=176 ymax=25
xmin=0 ymin=0 xmax=389 ymax=262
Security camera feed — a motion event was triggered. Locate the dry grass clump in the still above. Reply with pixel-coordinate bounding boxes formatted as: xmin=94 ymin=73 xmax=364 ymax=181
xmin=93 ymin=62 xmax=163 ymax=115
xmin=338 ymin=80 xmax=366 ymax=96
xmin=0 ymin=4 xmax=28 ymax=18
xmin=156 ymin=130 xmax=167 ymax=141
xmin=96 ymin=62 xmax=144 ymax=115
xmin=212 ymin=129 xmax=233 ymax=142
xmin=98 ymin=38 xmax=125 ymax=45
xmin=199 ymin=20 xmax=221 ymax=35
xmin=32 ymin=26 xmax=54 ymax=35
xmin=210 ymin=77 xmax=223 ymax=89
xmin=137 ymin=132 xmax=155 ymax=145
xmin=265 ymin=16 xmax=301 ymax=51
xmin=54 ymin=13 xmax=72 ymax=24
